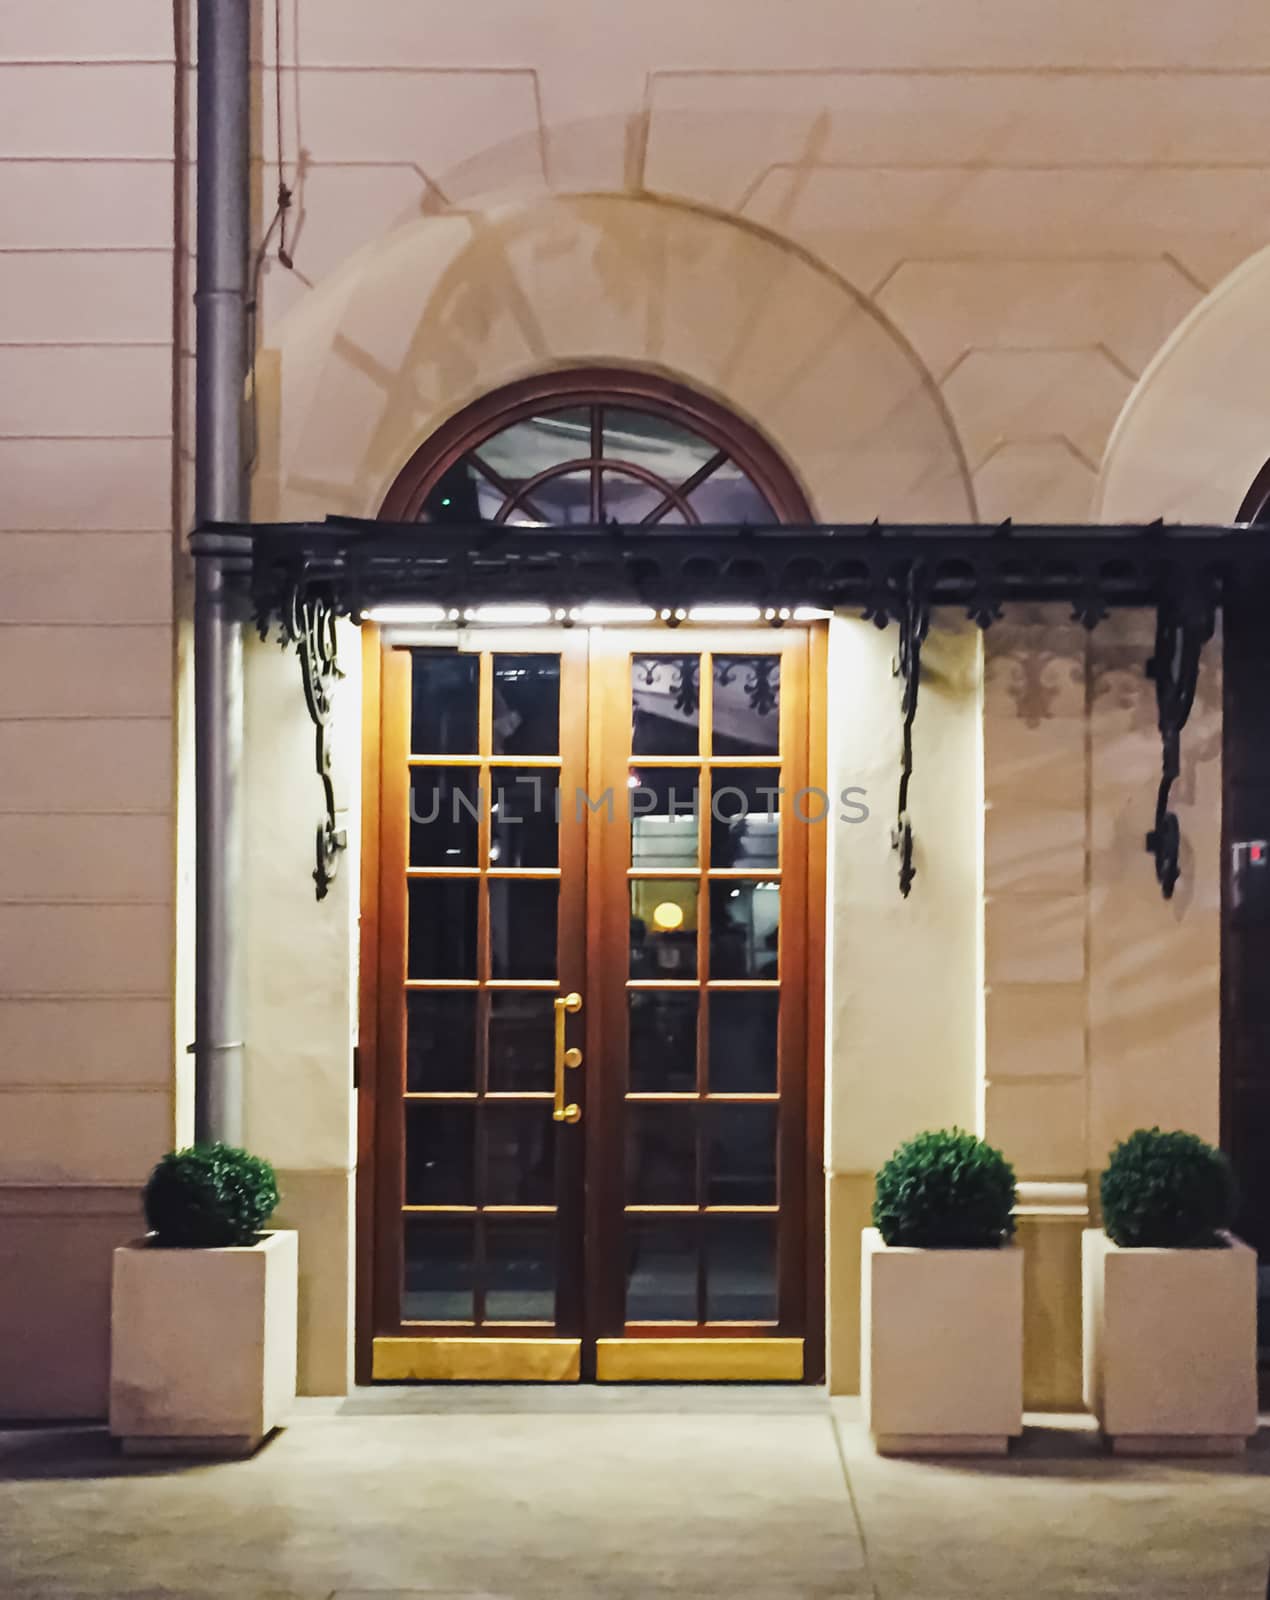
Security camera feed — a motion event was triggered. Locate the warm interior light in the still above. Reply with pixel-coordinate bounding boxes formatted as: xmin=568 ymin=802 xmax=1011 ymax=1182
xmin=462 ymin=605 xmax=553 ymax=624
xmin=651 ymin=901 xmax=685 ymax=931
xmin=792 ymin=606 xmax=833 ymax=621
xmin=687 ymin=605 xmax=762 ymax=623
xmin=570 ymin=605 xmax=658 ymax=624
xmin=364 ymin=604 xmax=448 ymax=624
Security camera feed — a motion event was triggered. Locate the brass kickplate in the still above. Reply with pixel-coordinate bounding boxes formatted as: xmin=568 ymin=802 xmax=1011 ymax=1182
xmin=372 ymin=1336 xmax=581 ymax=1383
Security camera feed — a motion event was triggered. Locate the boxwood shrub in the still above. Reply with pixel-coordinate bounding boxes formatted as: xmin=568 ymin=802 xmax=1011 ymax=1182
xmin=144 ymin=1142 xmax=280 ymax=1247
xmin=873 ymin=1128 xmax=1016 ymax=1249
xmin=1099 ymin=1127 xmax=1234 ymax=1249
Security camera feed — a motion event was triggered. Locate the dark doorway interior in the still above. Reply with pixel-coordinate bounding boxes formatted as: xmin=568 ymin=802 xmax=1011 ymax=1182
xmin=1224 ymin=466 xmax=1270 ymax=1379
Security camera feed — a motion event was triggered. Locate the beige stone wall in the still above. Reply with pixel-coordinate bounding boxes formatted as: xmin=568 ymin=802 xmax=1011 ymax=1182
xmin=0 ymin=4 xmax=181 ymax=1416
xmin=2 ymin=0 xmax=1260 ymax=1412
xmin=824 ymin=616 xmax=984 ymax=1393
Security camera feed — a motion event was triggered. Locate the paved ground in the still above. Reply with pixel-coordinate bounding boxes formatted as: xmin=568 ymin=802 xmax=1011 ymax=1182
xmin=2 ymin=1388 xmax=1269 ymax=1599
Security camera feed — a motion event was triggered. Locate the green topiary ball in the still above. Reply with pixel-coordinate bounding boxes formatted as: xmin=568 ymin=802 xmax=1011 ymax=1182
xmin=1099 ymin=1127 xmax=1234 ymax=1248
xmin=143 ymin=1143 xmax=280 ymax=1247
xmin=873 ymin=1128 xmax=1017 ymax=1249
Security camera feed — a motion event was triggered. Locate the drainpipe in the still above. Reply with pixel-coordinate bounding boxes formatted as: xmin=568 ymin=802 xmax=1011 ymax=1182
xmin=191 ymin=0 xmax=251 ymax=1144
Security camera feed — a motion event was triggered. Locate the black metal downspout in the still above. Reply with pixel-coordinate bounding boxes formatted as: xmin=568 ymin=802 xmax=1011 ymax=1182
xmin=192 ymin=0 xmax=250 ymax=1143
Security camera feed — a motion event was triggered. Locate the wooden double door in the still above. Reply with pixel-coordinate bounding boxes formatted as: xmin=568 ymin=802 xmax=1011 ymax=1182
xmin=362 ymin=626 xmax=823 ymax=1382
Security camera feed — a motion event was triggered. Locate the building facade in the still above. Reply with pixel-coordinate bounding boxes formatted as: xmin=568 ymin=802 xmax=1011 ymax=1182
xmin=3 ymin=0 xmax=1270 ymax=1413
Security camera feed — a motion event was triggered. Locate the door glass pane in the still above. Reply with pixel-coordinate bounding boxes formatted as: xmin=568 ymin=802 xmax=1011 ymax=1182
xmin=492 ymin=655 xmax=560 ymax=755
xmin=707 ymin=1103 xmax=777 ymax=1206
xmin=489 ymin=880 xmax=558 ymax=980
xmin=712 ymin=657 xmax=780 ymax=756
xmin=625 ymin=1218 xmax=699 ymax=1322
xmin=630 ymin=880 xmax=698 ymax=978
xmin=405 ymin=1103 xmax=475 ymax=1205
xmin=410 ymin=652 xmax=479 ymax=755
xmin=406 ymin=990 xmax=477 ymax=1093
xmin=632 ymin=655 xmax=701 ymax=756
xmin=403 ymin=1218 xmax=474 ymax=1322
xmin=630 ymin=766 xmax=700 ymax=868
xmin=708 ymin=991 xmax=778 ymax=1095
xmin=705 ymin=1216 xmax=777 ymax=1322
xmin=709 ymin=880 xmax=779 ymax=979
xmin=627 ymin=1104 xmax=698 ymax=1205
xmin=484 ymin=1103 xmax=556 ymax=1206
xmin=409 ymin=768 xmax=480 ymax=867
xmin=408 ymin=879 xmax=478 ymax=979
xmin=709 ymin=767 xmax=780 ymax=870
xmin=488 ymin=990 xmax=555 ymax=1092
xmin=490 ymin=768 xmax=559 ymax=867
xmin=629 ymin=991 xmax=698 ymax=1094
xmin=485 ymin=1221 xmax=556 ymax=1322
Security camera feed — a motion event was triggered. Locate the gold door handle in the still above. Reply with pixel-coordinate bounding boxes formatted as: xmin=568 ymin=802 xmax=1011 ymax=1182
xmin=553 ymin=991 xmax=583 ymax=1124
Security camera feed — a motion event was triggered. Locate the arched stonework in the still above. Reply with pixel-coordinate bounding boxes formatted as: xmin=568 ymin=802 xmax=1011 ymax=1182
xmin=253 ymin=192 xmax=974 ymax=528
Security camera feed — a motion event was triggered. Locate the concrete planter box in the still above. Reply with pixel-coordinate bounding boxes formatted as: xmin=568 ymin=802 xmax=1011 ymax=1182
xmin=861 ymin=1227 xmax=1024 ymax=1455
xmin=110 ymin=1229 xmax=297 ymax=1457
xmin=1082 ymin=1228 xmax=1257 ymax=1455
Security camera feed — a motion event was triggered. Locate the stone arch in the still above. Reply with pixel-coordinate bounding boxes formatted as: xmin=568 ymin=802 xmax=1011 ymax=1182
xmin=254 ymin=191 xmax=974 ymax=527
xmin=1097 ymin=243 xmax=1270 ymax=524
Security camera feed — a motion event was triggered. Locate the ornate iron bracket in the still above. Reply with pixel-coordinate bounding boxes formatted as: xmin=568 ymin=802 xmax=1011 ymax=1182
xmin=271 ymin=587 xmax=348 ymax=901
xmin=890 ymin=564 xmax=930 ymax=897
xmin=1145 ymin=595 xmax=1215 ymax=898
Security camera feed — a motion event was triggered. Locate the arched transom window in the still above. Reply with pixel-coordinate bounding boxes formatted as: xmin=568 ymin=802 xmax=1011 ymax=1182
xmin=380 ymin=370 xmax=811 ymax=528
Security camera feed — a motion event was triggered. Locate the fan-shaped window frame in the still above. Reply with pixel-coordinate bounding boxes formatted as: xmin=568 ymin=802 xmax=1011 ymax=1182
xmin=378 ymin=368 xmax=813 ymax=527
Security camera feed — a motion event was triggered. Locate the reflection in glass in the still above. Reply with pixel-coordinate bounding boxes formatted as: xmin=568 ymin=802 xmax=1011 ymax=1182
xmin=473 ymin=408 xmax=591 ymax=485
xmin=403 ymin=1219 xmax=474 ymax=1322
xmin=601 ymin=471 xmax=674 ymax=524
xmin=687 ymin=460 xmax=775 ymax=526
xmin=490 ymin=769 xmax=559 ymax=867
xmin=707 ymin=1103 xmax=777 ymax=1206
xmin=709 ymin=881 xmax=779 ymax=979
xmin=630 ymin=880 xmax=698 ymax=978
xmin=625 ymin=1218 xmax=699 ymax=1322
xmin=630 ymin=767 xmax=700 ymax=868
xmin=485 ymin=1222 xmax=556 ymax=1322
xmin=492 ymin=655 xmax=560 ymax=755
xmin=485 ymin=1103 xmax=555 ymax=1206
xmin=406 ymin=991 xmax=477 ymax=1093
xmin=408 ymin=879 xmax=478 ymax=979
xmin=505 ymin=468 xmax=592 ymax=526
xmin=626 ymin=1104 xmax=697 ymax=1205
xmin=708 ymin=991 xmax=779 ymax=1095
xmin=629 ymin=991 xmax=698 ymax=1093
xmin=631 ymin=656 xmax=701 ymax=756
xmin=705 ymin=1216 xmax=777 ymax=1322
xmin=488 ymin=991 xmax=555 ymax=1092
xmin=709 ymin=767 xmax=780 ymax=869
xmin=405 ymin=1103 xmax=474 ymax=1205
xmin=410 ymin=652 xmax=479 ymax=755
xmin=409 ymin=767 xmax=479 ymax=867
xmin=603 ymin=406 xmax=717 ymax=485
xmin=489 ymin=880 xmax=558 ymax=980
xmin=712 ymin=657 xmax=780 ymax=756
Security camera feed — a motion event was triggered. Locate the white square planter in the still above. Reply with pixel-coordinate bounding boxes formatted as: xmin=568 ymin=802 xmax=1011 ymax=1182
xmin=861 ymin=1227 xmax=1024 ymax=1455
xmin=110 ymin=1229 xmax=298 ymax=1457
xmin=1082 ymin=1228 xmax=1257 ymax=1455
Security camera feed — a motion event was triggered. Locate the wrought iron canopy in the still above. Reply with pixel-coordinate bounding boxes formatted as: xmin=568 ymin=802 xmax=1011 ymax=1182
xmin=194 ymin=517 xmax=1267 ymax=903
xmin=240 ymin=516 xmax=1265 ymax=628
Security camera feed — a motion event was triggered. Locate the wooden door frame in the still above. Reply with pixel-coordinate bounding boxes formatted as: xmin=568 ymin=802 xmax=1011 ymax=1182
xmin=355 ymin=622 xmax=828 ymax=1384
